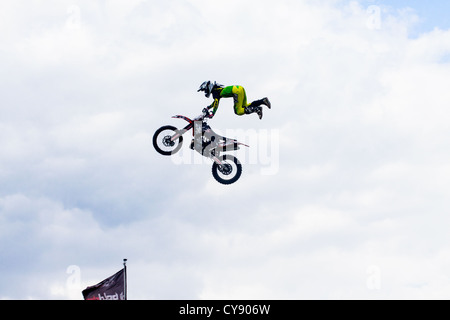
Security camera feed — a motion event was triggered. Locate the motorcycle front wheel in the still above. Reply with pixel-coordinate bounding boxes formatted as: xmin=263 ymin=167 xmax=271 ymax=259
xmin=153 ymin=125 xmax=183 ymax=156
xmin=212 ymin=155 xmax=242 ymax=185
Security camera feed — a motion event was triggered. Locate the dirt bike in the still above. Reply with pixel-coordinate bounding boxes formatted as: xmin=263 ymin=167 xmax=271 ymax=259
xmin=153 ymin=109 xmax=249 ymax=185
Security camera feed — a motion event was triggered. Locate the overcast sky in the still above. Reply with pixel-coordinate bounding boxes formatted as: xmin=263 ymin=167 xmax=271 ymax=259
xmin=1 ymin=0 xmax=450 ymax=300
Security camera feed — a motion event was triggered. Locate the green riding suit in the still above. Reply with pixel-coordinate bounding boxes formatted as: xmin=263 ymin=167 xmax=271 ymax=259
xmin=200 ymin=82 xmax=271 ymax=120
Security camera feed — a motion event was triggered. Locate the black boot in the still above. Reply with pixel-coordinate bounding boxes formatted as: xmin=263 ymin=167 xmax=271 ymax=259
xmin=261 ymin=97 xmax=271 ymax=109
xmin=245 ymin=105 xmax=263 ymax=119
xmin=248 ymin=98 xmax=271 ymax=109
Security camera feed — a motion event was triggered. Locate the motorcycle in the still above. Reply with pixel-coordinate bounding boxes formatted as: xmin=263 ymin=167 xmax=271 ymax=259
xmin=153 ymin=109 xmax=249 ymax=185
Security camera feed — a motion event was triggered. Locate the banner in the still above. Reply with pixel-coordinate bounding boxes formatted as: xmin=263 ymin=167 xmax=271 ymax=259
xmin=82 ymin=268 xmax=126 ymax=300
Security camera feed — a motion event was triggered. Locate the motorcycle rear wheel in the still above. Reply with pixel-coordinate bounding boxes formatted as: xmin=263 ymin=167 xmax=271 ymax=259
xmin=212 ymin=155 xmax=242 ymax=185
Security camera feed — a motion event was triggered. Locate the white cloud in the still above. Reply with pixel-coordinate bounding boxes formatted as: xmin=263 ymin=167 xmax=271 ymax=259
xmin=2 ymin=0 xmax=450 ymax=299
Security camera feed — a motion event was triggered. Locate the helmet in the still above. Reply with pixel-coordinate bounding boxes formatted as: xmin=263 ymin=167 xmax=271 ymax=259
xmin=198 ymin=81 xmax=223 ymax=98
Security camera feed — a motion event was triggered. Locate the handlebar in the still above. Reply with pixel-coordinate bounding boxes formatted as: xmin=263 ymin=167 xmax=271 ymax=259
xmin=202 ymin=108 xmax=212 ymax=118
xmin=193 ymin=108 xmax=212 ymax=121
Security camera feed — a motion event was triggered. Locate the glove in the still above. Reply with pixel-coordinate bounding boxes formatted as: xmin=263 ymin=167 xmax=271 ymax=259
xmin=202 ymin=108 xmax=214 ymax=119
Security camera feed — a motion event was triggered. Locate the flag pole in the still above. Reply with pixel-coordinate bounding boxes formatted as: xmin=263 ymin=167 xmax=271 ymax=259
xmin=123 ymin=258 xmax=127 ymax=300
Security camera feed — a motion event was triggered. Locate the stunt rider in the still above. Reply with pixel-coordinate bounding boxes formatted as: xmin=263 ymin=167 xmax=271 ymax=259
xmin=197 ymin=81 xmax=271 ymax=120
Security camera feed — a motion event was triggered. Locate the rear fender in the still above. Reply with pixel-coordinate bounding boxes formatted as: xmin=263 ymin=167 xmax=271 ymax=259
xmin=218 ymin=140 xmax=250 ymax=151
